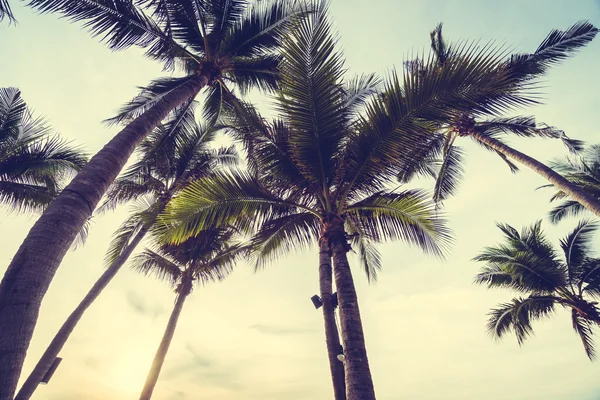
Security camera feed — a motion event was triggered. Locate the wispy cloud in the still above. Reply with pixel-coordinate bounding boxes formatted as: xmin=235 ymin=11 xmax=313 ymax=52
xmin=125 ymin=290 xmax=166 ymax=319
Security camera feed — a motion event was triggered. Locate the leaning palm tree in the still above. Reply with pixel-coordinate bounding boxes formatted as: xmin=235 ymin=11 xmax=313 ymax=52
xmin=419 ymin=23 xmax=600 ymax=214
xmin=132 ymin=228 xmax=246 ymax=400
xmin=0 ymin=87 xmax=86 ymax=213
xmin=474 ymin=220 xmax=600 ymax=360
xmin=13 ymin=112 xmax=236 ymax=400
xmin=0 ymin=1 xmax=303 ymax=395
xmin=542 ymin=144 xmax=600 ymax=223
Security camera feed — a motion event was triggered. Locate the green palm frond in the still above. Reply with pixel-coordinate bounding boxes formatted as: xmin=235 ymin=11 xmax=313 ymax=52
xmin=572 ymin=309 xmax=596 ymax=360
xmin=560 ymin=220 xmax=598 ymax=281
xmin=487 ymin=296 xmax=556 ymax=344
xmin=277 ymin=2 xmax=347 ymax=189
xmin=250 ymin=212 xmax=320 ymax=270
xmin=71 ymin=218 xmax=92 ymax=251
xmin=0 ymin=88 xmax=26 ymax=141
xmin=343 ymin=73 xmax=382 ymax=119
xmin=581 ymin=259 xmax=600 ymax=298
xmin=346 ymin=189 xmax=452 ymax=257
xmin=158 ymin=170 xmax=311 ymax=244
xmin=228 ymin=54 xmax=281 ymax=95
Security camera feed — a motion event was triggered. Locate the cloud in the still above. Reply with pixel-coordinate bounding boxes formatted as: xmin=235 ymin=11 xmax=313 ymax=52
xmin=125 ymin=290 xmax=166 ymax=319
xmin=248 ymin=324 xmax=315 ymax=336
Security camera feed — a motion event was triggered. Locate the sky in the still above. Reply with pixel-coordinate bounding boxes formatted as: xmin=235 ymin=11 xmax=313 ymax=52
xmin=2 ymin=0 xmax=600 ymax=399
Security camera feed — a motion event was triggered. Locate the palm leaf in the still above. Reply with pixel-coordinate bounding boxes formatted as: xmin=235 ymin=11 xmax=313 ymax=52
xmin=572 ymin=309 xmax=596 ymax=360
xmin=130 ymin=248 xmax=182 ymax=288
xmin=560 ymin=220 xmax=598 ymax=282
xmin=432 ymin=136 xmax=464 ymax=204
xmin=487 ymin=296 xmax=555 ymax=344
xmin=345 ymin=189 xmax=452 ymax=257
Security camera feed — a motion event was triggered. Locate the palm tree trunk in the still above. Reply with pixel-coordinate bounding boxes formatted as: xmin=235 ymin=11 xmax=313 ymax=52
xmin=0 ymin=75 xmax=206 ymax=400
xmin=139 ymin=290 xmax=188 ymax=400
xmin=471 ymin=131 xmax=600 ymax=217
xmin=14 ymin=225 xmax=149 ymax=400
xmin=318 ymin=238 xmax=346 ymax=400
xmin=331 ymin=241 xmax=376 ymax=400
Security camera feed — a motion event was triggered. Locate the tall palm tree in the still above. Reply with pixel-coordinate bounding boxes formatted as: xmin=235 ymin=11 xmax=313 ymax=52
xmin=474 ymin=220 xmax=600 ymax=360
xmin=420 ymin=23 xmax=600 ymax=215
xmin=132 ymin=228 xmax=246 ymax=400
xmin=0 ymin=87 xmax=86 ymax=213
xmin=14 ymin=111 xmax=236 ymax=400
xmin=541 ymin=144 xmax=600 ymax=223
xmin=159 ymin=12 xmax=600 ymax=400
xmin=0 ymin=1 xmax=303 ymax=395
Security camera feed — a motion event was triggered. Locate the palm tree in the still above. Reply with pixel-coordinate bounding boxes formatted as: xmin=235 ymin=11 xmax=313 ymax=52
xmin=159 ymin=11 xmax=600 ymax=399
xmin=0 ymin=1 xmax=303 ymax=395
xmin=132 ymin=228 xmax=246 ymax=400
xmin=13 ymin=111 xmax=236 ymax=399
xmin=420 ymin=23 xmax=600 ymax=215
xmin=474 ymin=220 xmax=600 ymax=360
xmin=541 ymin=144 xmax=600 ymax=223
xmin=0 ymin=87 xmax=86 ymax=212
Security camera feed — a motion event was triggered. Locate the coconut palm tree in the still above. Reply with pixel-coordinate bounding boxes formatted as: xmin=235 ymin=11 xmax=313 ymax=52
xmin=474 ymin=220 xmax=600 ymax=360
xmin=159 ymin=10 xmax=600 ymax=399
xmin=132 ymin=228 xmax=246 ymax=400
xmin=0 ymin=1 xmax=303 ymax=395
xmin=0 ymin=87 xmax=86 ymax=212
xmin=541 ymin=144 xmax=600 ymax=223
xmin=13 ymin=109 xmax=236 ymax=400
xmin=419 ymin=23 xmax=600 ymax=214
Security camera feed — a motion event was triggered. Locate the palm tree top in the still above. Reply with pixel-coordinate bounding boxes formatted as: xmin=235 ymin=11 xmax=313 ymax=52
xmin=0 ymin=87 xmax=87 ymax=213
xmin=474 ymin=219 xmax=600 ymax=359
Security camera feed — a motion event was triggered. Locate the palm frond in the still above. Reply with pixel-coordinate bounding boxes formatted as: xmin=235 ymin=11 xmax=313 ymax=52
xmin=250 ymin=212 xmax=319 ymax=270
xmin=345 ymin=216 xmax=381 ymax=283
xmin=433 ymin=136 xmax=464 ymax=204
xmin=487 ymin=296 xmax=555 ymax=344
xmin=343 ymin=73 xmax=382 ymax=119
xmin=277 ymin=2 xmax=347 ymax=188
xmin=560 ymin=220 xmax=598 ymax=281
xmin=572 ymin=309 xmax=596 ymax=360
xmin=104 ymin=77 xmax=198 ymax=126
xmin=0 ymin=0 xmax=15 ymax=23
xmin=130 ymin=248 xmax=182 ymax=288
xmin=228 ymin=54 xmax=281 ymax=95
xmin=549 ymin=200 xmax=587 ymax=224
xmin=0 ymin=181 xmax=55 ymax=212
xmin=345 ymin=189 xmax=452 ymax=258
xmin=105 ymin=211 xmax=148 ymax=265
xmin=157 ymin=170 xmax=311 ymax=244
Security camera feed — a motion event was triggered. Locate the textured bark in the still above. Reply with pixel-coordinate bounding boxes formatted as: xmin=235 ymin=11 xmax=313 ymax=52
xmin=318 ymin=238 xmax=346 ymax=400
xmin=331 ymin=240 xmax=376 ymax=400
xmin=139 ymin=290 xmax=188 ymax=400
xmin=14 ymin=226 xmax=149 ymax=400
xmin=0 ymin=75 xmax=206 ymax=400
xmin=471 ymin=131 xmax=600 ymax=217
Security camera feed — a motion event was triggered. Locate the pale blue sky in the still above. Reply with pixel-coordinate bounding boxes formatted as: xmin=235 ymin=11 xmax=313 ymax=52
xmin=2 ymin=1 xmax=600 ymax=399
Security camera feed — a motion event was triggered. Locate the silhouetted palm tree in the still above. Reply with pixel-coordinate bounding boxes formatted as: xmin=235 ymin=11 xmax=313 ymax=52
xmin=474 ymin=220 xmax=600 ymax=360
xmin=14 ymin=112 xmax=236 ymax=400
xmin=418 ymin=23 xmax=599 ymax=214
xmin=133 ymin=228 xmax=247 ymax=400
xmin=0 ymin=1 xmax=302 ymax=395
xmin=0 ymin=87 xmax=86 ymax=213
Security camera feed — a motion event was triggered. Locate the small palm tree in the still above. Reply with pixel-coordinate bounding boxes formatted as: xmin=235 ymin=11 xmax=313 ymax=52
xmin=542 ymin=144 xmax=600 ymax=223
xmin=0 ymin=1 xmax=301 ymax=393
xmin=416 ymin=23 xmax=600 ymax=215
xmin=0 ymin=87 xmax=86 ymax=213
xmin=14 ymin=112 xmax=236 ymax=400
xmin=132 ymin=228 xmax=247 ymax=400
xmin=474 ymin=220 xmax=600 ymax=359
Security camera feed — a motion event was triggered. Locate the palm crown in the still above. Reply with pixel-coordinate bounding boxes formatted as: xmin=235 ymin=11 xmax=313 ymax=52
xmin=474 ymin=220 xmax=600 ymax=359
xmin=410 ymin=22 xmax=597 ymax=204
xmin=0 ymin=87 xmax=87 ymax=213
xmin=100 ymin=103 xmax=237 ymax=264
xmin=31 ymin=0 xmax=306 ymax=127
